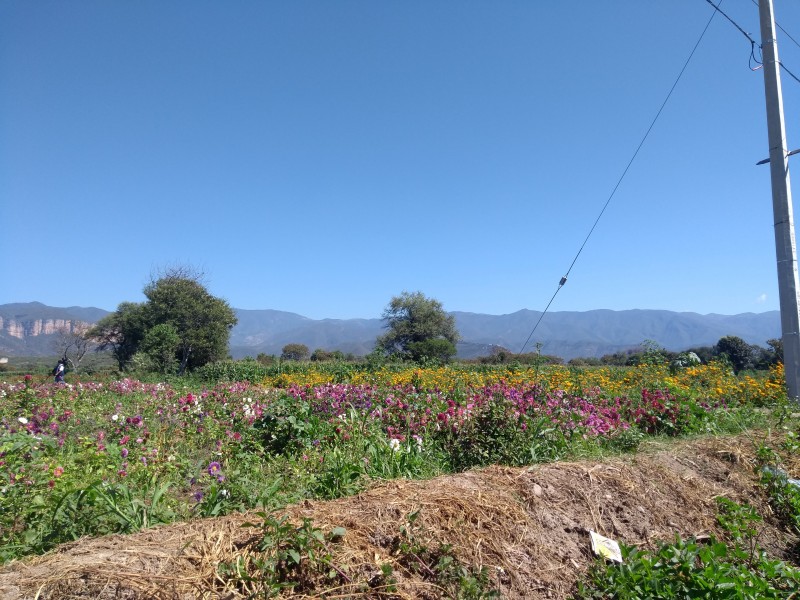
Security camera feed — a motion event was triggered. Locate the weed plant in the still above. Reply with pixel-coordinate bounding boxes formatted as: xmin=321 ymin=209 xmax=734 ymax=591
xmin=574 ymin=498 xmax=800 ymax=599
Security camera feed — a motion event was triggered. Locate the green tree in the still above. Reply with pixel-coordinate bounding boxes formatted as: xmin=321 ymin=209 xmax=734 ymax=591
xmin=766 ymin=338 xmax=784 ymax=365
xmin=88 ymin=268 xmax=237 ymax=374
xmin=310 ymin=349 xmax=344 ymax=362
xmin=88 ymin=302 xmax=149 ymax=370
xmin=281 ymin=343 xmax=310 ymax=361
xmin=142 ymin=270 xmax=237 ymax=374
xmin=375 ymin=291 xmax=460 ymax=363
xmin=715 ymin=335 xmax=755 ymax=374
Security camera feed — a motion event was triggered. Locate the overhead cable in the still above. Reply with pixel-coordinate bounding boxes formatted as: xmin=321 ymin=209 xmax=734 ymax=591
xmin=518 ymin=3 xmax=721 ymax=354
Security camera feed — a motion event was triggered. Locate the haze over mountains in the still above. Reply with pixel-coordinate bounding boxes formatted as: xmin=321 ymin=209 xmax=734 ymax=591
xmin=0 ymin=302 xmax=782 ymax=361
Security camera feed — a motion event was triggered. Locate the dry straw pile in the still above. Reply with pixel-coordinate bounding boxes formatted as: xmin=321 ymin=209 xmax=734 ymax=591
xmin=1 ymin=434 xmax=796 ymax=599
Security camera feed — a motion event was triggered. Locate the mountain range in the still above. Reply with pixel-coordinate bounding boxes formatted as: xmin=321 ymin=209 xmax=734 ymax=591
xmin=0 ymin=302 xmax=782 ymax=361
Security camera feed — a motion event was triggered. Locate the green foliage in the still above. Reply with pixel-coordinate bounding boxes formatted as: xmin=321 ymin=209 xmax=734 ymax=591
xmin=637 ymin=339 xmax=669 ymax=366
xmin=440 ymin=399 xmax=567 ymax=470
xmin=375 ymin=291 xmax=460 ymax=363
xmin=479 ymin=347 xmax=564 ymax=365
xmin=312 ymin=445 xmax=366 ymax=500
xmin=576 ymin=497 xmax=800 ymax=599
xmin=143 ymin=270 xmax=238 ymax=373
xmin=220 ymin=514 xmax=345 ymax=598
xmin=756 ymin=446 xmax=800 ymax=536
xmin=310 ymin=349 xmax=344 ymax=362
xmin=281 ymin=343 xmax=310 ymax=361
xmin=88 ymin=301 xmax=149 ymax=370
xmin=140 ymin=323 xmax=180 ymax=374
xmin=715 ymin=335 xmax=756 ymax=375
xmin=575 ymin=537 xmax=800 ymax=599
xmin=196 ymin=358 xmax=271 ymax=382
xmin=11 ymin=476 xmax=175 ymax=557
xmin=393 ymin=510 xmax=500 ymax=599
xmin=257 ymin=353 xmax=277 ymax=365
xmin=766 ymin=338 xmax=784 ymax=365
xmin=406 ymin=338 xmax=458 ymax=364
xmin=255 ymin=396 xmax=322 ymax=456
xmin=362 ymin=436 xmax=433 ymax=481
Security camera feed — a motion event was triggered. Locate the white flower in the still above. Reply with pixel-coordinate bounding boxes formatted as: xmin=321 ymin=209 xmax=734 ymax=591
xmin=389 ymin=438 xmax=401 ymax=452
xmin=17 ymin=417 xmax=28 ymax=425
xmin=111 ymin=414 xmax=119 ymax=422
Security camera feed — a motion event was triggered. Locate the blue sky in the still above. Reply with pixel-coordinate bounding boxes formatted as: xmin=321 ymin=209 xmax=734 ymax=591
xmin=3 ymin=1 xmax=800 ymax=319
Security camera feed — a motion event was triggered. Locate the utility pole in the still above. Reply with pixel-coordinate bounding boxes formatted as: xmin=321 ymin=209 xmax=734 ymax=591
xmin=759 ymin=0 xmax=800 ymax=401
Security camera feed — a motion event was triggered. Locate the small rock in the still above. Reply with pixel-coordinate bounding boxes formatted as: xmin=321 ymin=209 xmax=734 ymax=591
xmin=533 ymin=484 xmax=543 ymax=497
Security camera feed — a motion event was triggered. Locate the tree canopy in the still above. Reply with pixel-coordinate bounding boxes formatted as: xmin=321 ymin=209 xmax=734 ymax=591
xmin=375 ymin=291 xmax=459 ymax=363
xmin=281 ymin=343 xmax=310 ymax=361
xmin=715 ymin=335 xmax=755 ymax=374
xmin=89 ymin=269 xmax=237 ymax=374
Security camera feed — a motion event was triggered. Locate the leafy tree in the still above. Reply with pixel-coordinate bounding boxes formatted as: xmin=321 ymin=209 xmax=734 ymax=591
xmin=310 ymin=349 xmax=344 ymax=362
xmin=715 ymin=335 xmax=755 ymax=374
xmin=88 ymin=268 xmax=237 ymax=374
xmin=766 ymin=338 xmax=784 ymax=365
xmin=375 ymin=291 xmax=459 ymax=363
xmin=281 ymin=343 xmax=310 ymax=361
xmin=142 ymin=271 xmax=237 ymax=374
xmin=88 ymin=302 xmax=149 ymax=370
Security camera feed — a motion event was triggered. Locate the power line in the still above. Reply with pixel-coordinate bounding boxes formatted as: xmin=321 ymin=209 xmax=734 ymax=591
xmin=704 ymin=0 xmax=757 ymax=45
xmin=750 ymin=0 xmax=800 ymax=53
xmin=781 ymin=62 xmax=800 ymax=85
xmin=518 ymin=4 xmax=721 ymax=355
xmin=703 ymin=0 xmax=763 ymax=69
xmin=709 ymin=0 xmax=800 ymax=83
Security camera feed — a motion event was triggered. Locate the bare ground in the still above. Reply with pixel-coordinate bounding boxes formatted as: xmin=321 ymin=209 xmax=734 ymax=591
xmin=1 ymin=431 xmax=798 ymax=599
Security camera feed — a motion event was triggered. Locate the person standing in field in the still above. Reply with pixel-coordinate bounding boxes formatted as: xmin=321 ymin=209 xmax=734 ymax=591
xmin=53 ymin=358 xmax=66 ymax=383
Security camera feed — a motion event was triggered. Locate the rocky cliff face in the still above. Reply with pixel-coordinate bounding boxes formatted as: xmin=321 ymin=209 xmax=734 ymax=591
xmin=0 ymin=318 xmax=88 ymax=339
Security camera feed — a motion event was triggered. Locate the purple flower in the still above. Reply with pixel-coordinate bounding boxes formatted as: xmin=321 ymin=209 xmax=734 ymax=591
xmin=207 ymin=461 xmax=222 ymax=476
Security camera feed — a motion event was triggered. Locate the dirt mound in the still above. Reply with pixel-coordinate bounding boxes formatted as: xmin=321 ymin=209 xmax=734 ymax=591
xmin=1 ymin=433 xmax=797 ymax=599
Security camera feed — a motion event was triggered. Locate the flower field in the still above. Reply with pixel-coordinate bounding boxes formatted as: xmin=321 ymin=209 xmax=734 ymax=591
xmin=0 ymin=362 xmax=789 ymax=565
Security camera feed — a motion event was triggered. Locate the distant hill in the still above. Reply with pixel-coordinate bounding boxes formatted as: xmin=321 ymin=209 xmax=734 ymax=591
xmin=0 ymin=302 xmax=111 ymax=357
xmin=449 ymin=309 xmax=782 ymax=359
xmin=0 ymin=302 xmax=782 ymax=361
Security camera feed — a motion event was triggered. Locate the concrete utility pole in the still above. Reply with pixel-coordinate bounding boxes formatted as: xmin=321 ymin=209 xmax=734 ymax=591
xmin=759 ymin=0 xmax=800 ymax=401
